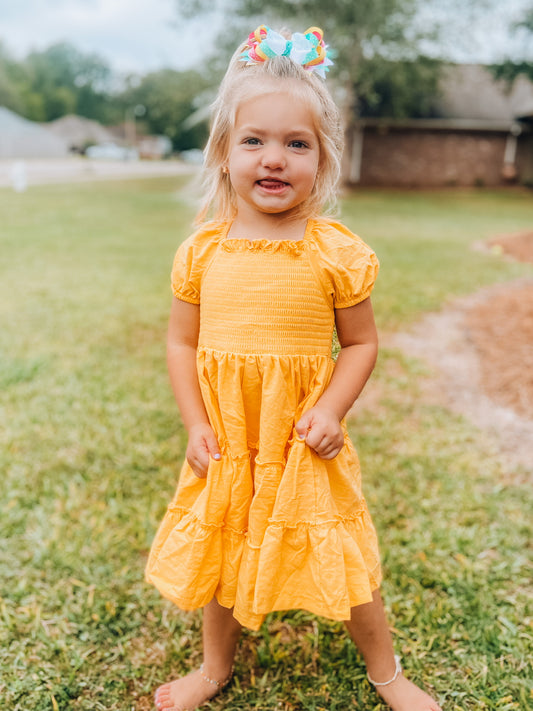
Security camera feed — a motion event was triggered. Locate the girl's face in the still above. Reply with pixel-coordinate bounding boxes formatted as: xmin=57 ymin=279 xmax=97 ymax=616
xmin=226 ymin=87 xmax=320 ymax=224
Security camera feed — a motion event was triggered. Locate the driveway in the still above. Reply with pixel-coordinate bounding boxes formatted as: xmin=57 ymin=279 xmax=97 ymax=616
xmin=0 ymin=157 xmax=197 ymax=188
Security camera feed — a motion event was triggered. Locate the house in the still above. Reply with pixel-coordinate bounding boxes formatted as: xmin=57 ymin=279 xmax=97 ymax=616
xmin=0 ymin=107 xmax=69 ymax=159
xmin=44 ymin=114 xmax=117 ymax=154
xmin=349 ymin=65 xmax=533 ymax=187
xmin=45 ymin=115 xmax=173 ymax=160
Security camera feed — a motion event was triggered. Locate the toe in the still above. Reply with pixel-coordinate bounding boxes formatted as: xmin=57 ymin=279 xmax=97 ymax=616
xmin=155 ymin=683 xmax=169 ymax=697
xmin=154 ymin=685 xmax=172 ymax=709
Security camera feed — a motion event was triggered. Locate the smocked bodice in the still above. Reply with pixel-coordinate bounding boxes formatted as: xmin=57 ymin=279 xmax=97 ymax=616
xmin=198 ymin=237 xmax=334 ymax=356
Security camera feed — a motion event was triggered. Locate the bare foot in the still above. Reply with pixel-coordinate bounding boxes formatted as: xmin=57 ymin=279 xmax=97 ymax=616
xmin=373 ymin=674 xmax=442 ymax=711
xmin=154 ymin=665 xmax=231 ymax=711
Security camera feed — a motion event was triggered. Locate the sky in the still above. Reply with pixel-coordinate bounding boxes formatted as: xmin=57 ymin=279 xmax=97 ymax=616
xmin=0 ymin=0 xmax=208 ymax=74
xmin=0 ymin=0 xmax=531 ymax=75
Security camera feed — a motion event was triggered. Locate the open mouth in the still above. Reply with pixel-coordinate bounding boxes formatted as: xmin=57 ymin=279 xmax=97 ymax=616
xmin=256 ymin=178 xmax=289 ymax=192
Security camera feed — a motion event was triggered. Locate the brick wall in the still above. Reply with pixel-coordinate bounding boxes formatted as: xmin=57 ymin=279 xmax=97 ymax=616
xmin=358 ymin=127 xmax=509 ymax=187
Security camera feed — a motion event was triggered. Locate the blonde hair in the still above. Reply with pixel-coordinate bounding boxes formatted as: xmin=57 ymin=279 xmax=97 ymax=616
xmin=196 ymin=35 xmax=344 ymax=224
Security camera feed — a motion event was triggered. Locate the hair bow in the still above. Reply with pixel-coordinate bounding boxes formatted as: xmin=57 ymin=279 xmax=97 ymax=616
xmin=240 ymin=25 xmax=334 ymax=78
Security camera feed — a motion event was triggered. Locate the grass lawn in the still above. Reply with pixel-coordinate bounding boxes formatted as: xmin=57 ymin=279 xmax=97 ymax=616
xmin=1 ymin=177 xmax=532 ymax=710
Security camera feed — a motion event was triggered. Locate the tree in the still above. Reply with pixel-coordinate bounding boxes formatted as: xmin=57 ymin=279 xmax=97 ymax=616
xmin=357 ymin=56 xmax=442 ymax=119
xmin=119 ymin=69 xmax=211 ymax=151
xmin=0 ymin=42 xmax=26 ymax=114
xmin=176 ymin=0 xmax=426 ymax=116
xmin=21 ymin=43 xmax=116 ymax=122
xmin=490 ymin=6 xmax=533 ymax=83
xmin=0 ymin=39 xmax=211 ymax=149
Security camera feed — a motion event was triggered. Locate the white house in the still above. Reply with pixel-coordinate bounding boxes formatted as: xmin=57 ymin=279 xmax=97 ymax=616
xmin=0 ymin=107 xmax=69 ymax=159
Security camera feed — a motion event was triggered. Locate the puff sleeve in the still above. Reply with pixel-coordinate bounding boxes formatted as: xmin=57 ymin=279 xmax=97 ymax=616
xmin=312 ymin=220 xmax=379 ymax=309
xmin=332 ymin=242 xmax=379 ymax=308
xmin=171 ymin=235 xmax=200 ymax=304
xmin=170 ymin=223 xmax=224 ymax=304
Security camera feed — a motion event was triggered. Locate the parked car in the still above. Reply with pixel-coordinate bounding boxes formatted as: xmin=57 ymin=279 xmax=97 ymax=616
xmin=86 ymin=143 xmax=138 ymax=161
xmin=179 ymin=148 xmax=204 ymax=165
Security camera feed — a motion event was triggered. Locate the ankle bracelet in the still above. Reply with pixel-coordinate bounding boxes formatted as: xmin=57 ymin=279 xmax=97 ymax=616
xmin=199 ymin=663 xmax=234 ymax=689
xmin=367 ymin=655 xmax=402 ymax=687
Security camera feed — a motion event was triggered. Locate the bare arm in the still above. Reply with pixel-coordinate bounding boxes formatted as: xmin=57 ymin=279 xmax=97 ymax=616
xmin=167 ymin=297 xmax=220 ymax=477
xmin=316 ymin=297 xmax=378 ymax=419
xmin=295 ymin=297 xmax=378 ymax=459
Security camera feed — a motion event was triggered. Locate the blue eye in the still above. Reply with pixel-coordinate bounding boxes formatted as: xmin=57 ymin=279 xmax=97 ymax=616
xmin=244 ymin=137 xmax=261 ymax=145
xmin=290 ymin=140 xmax=308 ymax=149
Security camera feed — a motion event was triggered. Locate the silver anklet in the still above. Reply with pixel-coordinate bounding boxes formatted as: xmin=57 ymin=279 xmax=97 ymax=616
xmin=367 ymin=655 xmax=402 ymax=687
xmin=199 ymin=663 xmax=233 ymax=689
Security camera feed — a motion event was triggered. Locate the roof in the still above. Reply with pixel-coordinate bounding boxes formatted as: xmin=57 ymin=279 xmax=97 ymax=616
xmin=44 ymin=114 xmax=116 ymax=149
xmin=358 ymin=117 xmax=529 ymax=133
xmin=437 ymin=64 xmax=533 ymax=122
xmin=356 ymin=64 xmax=533 ymax=133
xmin=0 ymin=106 xmax=69 ymax=159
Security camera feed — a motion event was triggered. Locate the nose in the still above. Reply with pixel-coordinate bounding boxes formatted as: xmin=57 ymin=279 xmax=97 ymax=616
xmin=261 ymin=143 xmax=285 ymax=169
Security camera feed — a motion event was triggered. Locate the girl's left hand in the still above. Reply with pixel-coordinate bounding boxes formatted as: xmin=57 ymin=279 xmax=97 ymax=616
xmin=295 ymin=407 xmax=345 ymax=460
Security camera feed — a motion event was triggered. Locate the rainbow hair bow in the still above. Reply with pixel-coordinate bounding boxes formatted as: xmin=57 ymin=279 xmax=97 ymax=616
xmin=240 ymin=25 xmax=334 ymax=79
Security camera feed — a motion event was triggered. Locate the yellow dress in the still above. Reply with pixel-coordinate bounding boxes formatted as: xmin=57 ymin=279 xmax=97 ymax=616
xmin=145 ymin=217 xmax=382 ymax=630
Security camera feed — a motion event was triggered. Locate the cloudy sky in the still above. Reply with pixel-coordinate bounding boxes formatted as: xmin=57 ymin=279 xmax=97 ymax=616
xmin=0 ymin=0 xmax=207 ymax=73
xmin=1 ymin=0 xmax=531 ymax=75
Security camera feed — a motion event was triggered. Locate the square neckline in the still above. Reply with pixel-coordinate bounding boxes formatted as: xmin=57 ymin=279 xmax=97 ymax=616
xmin=222 ymin=218 xmax=314 ymax=245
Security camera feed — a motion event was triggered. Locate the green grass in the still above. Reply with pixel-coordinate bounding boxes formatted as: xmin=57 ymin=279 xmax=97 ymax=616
xmin=341 ymin=189 xmax=532 ymax=328
xmin=1 ymin=179 xmax=532 ymax=710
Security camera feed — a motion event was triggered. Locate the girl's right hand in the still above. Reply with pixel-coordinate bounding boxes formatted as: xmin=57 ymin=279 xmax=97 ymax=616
xmin=295 ymin=406 xmax=345 ymax=460
xmin=186 ymin=423 xmax=221 ymax=478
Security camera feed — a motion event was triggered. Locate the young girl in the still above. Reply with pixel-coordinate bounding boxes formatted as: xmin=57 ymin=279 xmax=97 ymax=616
xmin=146 ymin=25 xmax=442 ymax=711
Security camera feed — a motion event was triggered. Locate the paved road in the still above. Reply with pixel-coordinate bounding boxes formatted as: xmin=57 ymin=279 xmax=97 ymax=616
xmin=0 ymin=157 xmax=198 ymax=188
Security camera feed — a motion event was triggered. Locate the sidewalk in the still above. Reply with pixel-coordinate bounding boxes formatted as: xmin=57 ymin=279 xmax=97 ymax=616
xmin=0 ymin=157 xmax=197 ymax=188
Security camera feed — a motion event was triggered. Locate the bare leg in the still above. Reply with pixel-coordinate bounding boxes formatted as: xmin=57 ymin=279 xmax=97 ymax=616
xmin=345 ymin=590 xmax=442 ymax=711
xmin=155 ymin=598 xmax=242 ymax=711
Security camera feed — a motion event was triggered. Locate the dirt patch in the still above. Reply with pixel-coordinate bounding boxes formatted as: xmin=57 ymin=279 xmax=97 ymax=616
xmin=466 ymin=284 xmax=533 ymax=419
xmin=390 ymin=231 xmax=533 ymax=476
xmin=461 ymin=231 xmax=533 ymax=424
xmin=487 ymin=230 xmax=533 ymax=264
